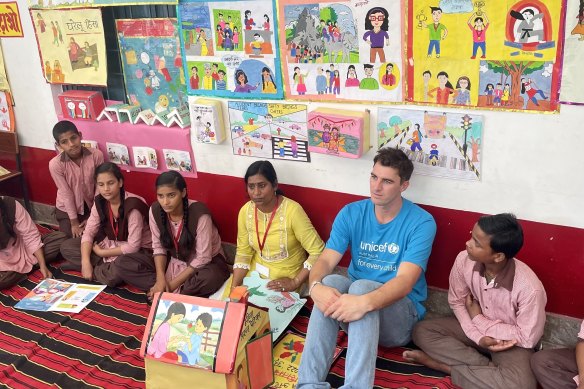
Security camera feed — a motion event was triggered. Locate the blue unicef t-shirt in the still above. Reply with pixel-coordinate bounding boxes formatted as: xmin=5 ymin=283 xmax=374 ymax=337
xmin=326 ymin=198 xmax=436 ymax=318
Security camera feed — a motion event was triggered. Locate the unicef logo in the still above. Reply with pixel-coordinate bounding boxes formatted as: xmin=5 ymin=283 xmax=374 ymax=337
xmin=388 ymin=243 xmax=400 ymax=254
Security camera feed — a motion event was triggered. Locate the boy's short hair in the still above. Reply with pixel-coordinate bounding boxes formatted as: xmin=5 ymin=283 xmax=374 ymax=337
xmin=477 ymin=213 xmax=524 ymax=259
xmin=373 ymin=148 xmax=414 ymax=183
xmin=52 ymin=120 xmax=79 ymax=142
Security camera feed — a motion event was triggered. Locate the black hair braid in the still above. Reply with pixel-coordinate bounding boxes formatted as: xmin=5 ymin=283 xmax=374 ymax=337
xmin=160 ymin=204 xmax=173 ymax=251
xmin=0 ymin=198 xmax=16 ymax=241
xmin=177 ymin=196 xmax=195 ymax=261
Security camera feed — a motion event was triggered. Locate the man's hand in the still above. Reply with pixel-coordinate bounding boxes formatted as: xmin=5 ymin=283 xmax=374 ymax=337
xmin=148 ymin=279 xmax=170 ymax=300
xmin=465 ymin=294 xmax=482 ymax=319
xmin=311 ymin=284 xmax=341 ymax=313
xmin=71 ymin=219 xmax=87 ymax=238
xmin=81 ymin=260 xmax=93 ymax=281
xmin=478 ymin=336 xmax=517 ymax=352
xmin=324 ymin=294 xmax=369 ymax=323
xmin=39 ymin=265 xmax=53 ymax=280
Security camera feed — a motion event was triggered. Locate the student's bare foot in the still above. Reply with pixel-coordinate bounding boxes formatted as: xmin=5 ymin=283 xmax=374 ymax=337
xmin=402 ymin=350 xmax=451 ymax=374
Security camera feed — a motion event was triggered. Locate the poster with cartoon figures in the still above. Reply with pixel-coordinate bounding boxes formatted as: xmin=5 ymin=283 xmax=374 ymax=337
xmin=560 ymin=0 xmax=584 ymax=104
xmin=228 ymin=100 xmax=310 ymax=162
xmin=407 ymin=0 xmax=564 ymax=112
xmin=378 ymin=108 xmax=483 ymax=181
xmin=277 ymin=0 xmax=404 ymax=102
xmin=29 ymin=0 xmax=177 ymax=9
xmin=116 ymin=19 xmax=187 ymax=114
xmin=145 ymin=299 xmax=224 ymax=368
xmin=31 ymin=9 xmax=107 ymax=85
xmin=179 ymin=0 xmax=284 ymax=99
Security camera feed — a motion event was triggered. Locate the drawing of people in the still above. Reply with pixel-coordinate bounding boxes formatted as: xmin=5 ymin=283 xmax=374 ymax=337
xmin=211 ymin=63 xmax=220 ymax=83
xmin=55 ymin=21 xmax=63 ymax=44
xmin=410 ymin=123 xmax=423 ymax=152
xmin=263 ymin=14 xmax=270 ymax=31
xmin=332 ymin=21 xmax=341 ymax=41
xmin=501 ymin=83 xmax=510 ymax=106
xmin=320 ymin=19 xmax=330 ymax=42
xmin=67 ymin=37 xmax=81 ymax=63
xmin=363 ymin=7 xmax=389 ymax=63
xmin=83 ymin=42 xmax=95 ymax=67
xmin=218 ymin=13 xmax=226 ymax=30
xmin=261 ymin=67 xmax=277 ymax=93
xmin=427 ymin=71 xmax=454 ymax=104
xmin=484 ymin=83 xmax=494 ymax=105
xmin=53 ymin=60 xmax=63 ymax=83
xmin=359 ymin=64 xmax=379 ymax=90
xmin=468 ymin=11 xmax=489 ymax=59
xmin=521 ymin=77 xmax=548 ymax=108
xmin=202 ymin=63 xmax=214 ymax=90
xmin=36 ymin=13 xmax=46 ymax=33
xmin=571 ymin=1 xmax=584 ymax=40
xmin=199 ymin=29 xmax=209 ymax=56
xmin=316 ymin=67 xmax=327 ymax=94
xmin=251 ymin=33 xmax=264 ymax=56
xmin=234 ymin=69 xmax=258 ymax=93
xmin=244 ymin=10 xmax=256 ymax=30
xmin=224 ymin=30 xmax=234 ymax=51
xmin=422 ymin=70 xmax=431 ymax=102
xmin=422 ymin=7 xmax=448 ymax=58
xmin=216 ymin=25 xmax=224 ymax=49
xmin=147 ymin=302 xmax=186 ymax=358
xmin=51 ymin=22 xmax=59 ymax=46
xmin=293 ymin=66 xmax=308 ymax=95
xmin=149 ymin=70 xmax=161 ymax=90
xmin=328 ymin=64 xmax=335 ymax=93
xmin=216 ymin=70 xmax=227 ymax=90
xmin=190 ymin=66 xmax=199 ymax=90
xmin=428 ymin=144 xmax=439 ymax=165
xmin=511 ymin=8 xmax=544 ymax=43
xmin=233 ymin=27 xmax=240 ymax=49
xmin=329 ymin=127 xmax=340 ymax=153
xmin=322 ymin=124 xmax=331 ymax=149
xmin=454 ymin=76 xmax=471 ymax=105
xmin=493 ymin=83 xmax=503 ymax=106
xmin=332 ymin=69 xmax=341 ymax=95
xmin=290 ymin=135 xmax=298 ymax=158
xmin=381 ymin=63 xmax=396 ymax=86
xmin=345 ymin=65 xmax=360 ymax=87
xmin=278 ymin=139 xmax=286 ymax=157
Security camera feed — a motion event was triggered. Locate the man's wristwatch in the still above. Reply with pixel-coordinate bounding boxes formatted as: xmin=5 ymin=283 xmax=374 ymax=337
xmin=308 ymin=281 xmax=322 ymax=297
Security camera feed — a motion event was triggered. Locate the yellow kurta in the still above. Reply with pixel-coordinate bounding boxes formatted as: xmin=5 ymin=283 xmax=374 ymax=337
xmin=234 ymin=197 xmax=324 ymax=281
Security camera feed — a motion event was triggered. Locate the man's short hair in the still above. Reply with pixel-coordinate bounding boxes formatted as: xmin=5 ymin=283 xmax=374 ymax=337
xmin=373 ymin=148 xmax=414 ymax=182
xmin=52 ymin=120 xmax=79 ymax=142
xmin=477 ymin=213 xmax=524 ymax=259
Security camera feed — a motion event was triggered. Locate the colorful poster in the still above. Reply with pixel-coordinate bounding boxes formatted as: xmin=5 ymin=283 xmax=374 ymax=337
xmin=278 ymin=0 xmax=404 ymax=102
xmin=378 ymin=108 xmax=483 ymax=181
xmin=228 ymin=100 xmax=310 ymax=162
xmin=31 ymin=9 xmax=107 ymax=85
xmin=116 ymin=19 xmax=187 ymax=114
xmin=29 ymin=0 xmax=177 ymax=9
xmin=407 ymin=0 xmax=564 ymax=112
xmin=179 ymin=0 xmax=284 ymax=99
xmin=0 ymin=2 xmax=23 ymax=37
xmin=0 ymin=43 xmax=9 ymax=91
xmin=560 ymin=0 xmax=584 ymax=104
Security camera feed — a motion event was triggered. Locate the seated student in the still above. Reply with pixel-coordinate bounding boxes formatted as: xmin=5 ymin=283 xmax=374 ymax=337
xmin=231 ymin=160 xmax=324 ymax=293
xmin=60 ymin=163 xmax=152 ymax=289
xmin=404 ymin=213 xmax=547 ymax=389
xmin=119 ymin=171 xmax=230 ymax=299
xmin=49 ymin=120 xmax=104 ymax=238
xmin=297 ymin=148 xmax=437 ymax=388
xmin=531 ymin=319 xmax=584 ymax=389
xmin=0 ymin=196 xmax=67 ymax=289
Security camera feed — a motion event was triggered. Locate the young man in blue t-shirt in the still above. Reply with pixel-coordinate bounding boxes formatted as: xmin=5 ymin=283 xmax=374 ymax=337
xmin=297 ymin=148 xmax=437 ymax=389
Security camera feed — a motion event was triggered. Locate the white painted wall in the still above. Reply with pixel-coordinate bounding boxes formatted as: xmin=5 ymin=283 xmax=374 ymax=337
xmin=5 ymin=0 xmax=584 ymax=229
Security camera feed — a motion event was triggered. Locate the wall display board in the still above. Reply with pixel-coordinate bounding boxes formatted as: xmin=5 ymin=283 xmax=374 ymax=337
xmin=277 ymin=0 xmax=405 ymax=102
xmin=560 ymin=0 xmax=584 ymax=104
xmin=31 ymin=8 xmax=107 ymax=85
xmin=179 ymin=0 xmax=284 ymax=99
xmin=407 ymin=0 xmax=564 ymax=112
xmin=378 ymin=107 xmax=483 ymax=181
xmin=29 ymin=0 xmax=177 ymax=9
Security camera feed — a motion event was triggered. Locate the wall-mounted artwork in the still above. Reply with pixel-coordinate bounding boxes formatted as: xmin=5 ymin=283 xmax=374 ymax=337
xmin=277 ymin=0 xmax=405 ymax=103
xmin=378 ymin=108 xmax=483 ymax=181
xmin=179 ymin=0 xmax=284 ymax=99
xmin=228 ymin=100 xmax=310 ymax=162
xmin=407 ymin=0 xmax=564 ymax=112
xmin=189 ymin=97 xmax=225 ymax=144
xmin=29 ymin=0 xmax=177 ymax=9
xmin=560 ymin=0 xmax=584 ymax=104
xmin=31 ymin=8 xmax=107 ymax=85
xmin=116 ymin=19 xmax=186 ymax=114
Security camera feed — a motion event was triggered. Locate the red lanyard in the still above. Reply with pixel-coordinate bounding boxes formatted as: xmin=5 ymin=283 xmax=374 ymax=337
xmin=255 ymin=197 xmax=279 ymax=256
xmin=108 ymin=203 xmax=118 ymax=239
xmin=169 ymin=217 xmax=184 ymax=253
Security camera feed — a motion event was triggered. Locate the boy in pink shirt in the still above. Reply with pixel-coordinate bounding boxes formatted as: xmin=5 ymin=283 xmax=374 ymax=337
xmin=0 ymin=196 xmax=66 ymax=289
xmin=404 ymin=213 xmax=547 ymax=389
xmin=531 ymin=320 xmax=584 ymax=389
xmin=49 ymin=121 xmax=103 ymax=238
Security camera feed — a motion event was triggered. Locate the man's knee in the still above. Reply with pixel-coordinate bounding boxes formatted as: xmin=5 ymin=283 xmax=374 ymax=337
xmin=347 ymin=278 xmax=380 ymax=295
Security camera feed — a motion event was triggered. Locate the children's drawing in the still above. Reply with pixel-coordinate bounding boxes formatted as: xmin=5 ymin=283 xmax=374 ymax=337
xmin=116 ymin=19 xmax=186 ymax=114
xmin=105 ymin=142 xmax=130 ymax=166
xmin=132 ymin=146 xmax=158 ymax=169
xmin=228 ymin=100 xmax=310 ymax=162
xmin=408 ymin=0 xmax=563 ymax=112
xmin=243 ymin=271 xmax=306 ymax=341
xmin=189 ymin=97 xmax=224 ymax=144
xmin=145 ymin=300 xmax=225 ymax=368
xmin=31 ymin=9 xmax=107 ymax=85
xmin=29 ymin=0 xmax=177 ymax=8
xmin=308 ymin=108 xmax=369 ymax=159
xmin=560 ymin=0 xmax=584 ymax=104
xmin=278 ymin=0 xmax=404 ymax=102
xmin=179 ymin=0 xmax=283 ymax=99
xmin=378 ymin=108 xmax=483 ymax=181
xmin=162 ymin=149 xmax=194 ymax=172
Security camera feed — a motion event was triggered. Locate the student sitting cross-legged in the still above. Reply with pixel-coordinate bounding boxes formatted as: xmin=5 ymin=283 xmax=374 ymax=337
xmin=531 ymin=319 xmax=584 ymax=389
xmin=0 ymin=196 xmax=66 ymax=289
xmin=404 ymin=213 xmax=547 ymax=389
xmin=60 ymin=162 xmax=153 ymax=289
xmin=297 ymin=148 xmax=437 ymax=389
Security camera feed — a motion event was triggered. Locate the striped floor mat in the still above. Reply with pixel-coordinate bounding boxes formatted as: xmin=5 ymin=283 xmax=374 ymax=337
xmin=0 ymin=267 xmax=456 ymax=388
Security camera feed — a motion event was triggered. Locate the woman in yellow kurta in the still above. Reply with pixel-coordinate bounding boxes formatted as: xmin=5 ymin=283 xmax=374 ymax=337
xmin=231 ymin=161 xmax=324 ymax=293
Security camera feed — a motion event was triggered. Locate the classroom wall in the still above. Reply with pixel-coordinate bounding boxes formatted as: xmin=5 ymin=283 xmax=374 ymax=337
xmin=2 ymin=0 xmax=583 ymax=317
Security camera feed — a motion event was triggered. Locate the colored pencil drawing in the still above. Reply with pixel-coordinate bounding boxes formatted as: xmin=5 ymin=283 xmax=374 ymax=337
xmin=560 ymin=0 xmax=584 ymax=104
xmin=378 ymin=108 xmax=483 ymax=181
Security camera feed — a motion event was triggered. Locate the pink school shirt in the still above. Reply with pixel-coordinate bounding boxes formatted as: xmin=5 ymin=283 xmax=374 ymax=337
xmin=149 ymin=201 xmax=224 ymax=291
xmin=0 ymin=201 xmax=43 ymax=273
xmin=81 ymin=192 xmax=151 ymax=263
xmin=448 ymin=250 xmax=547 ymax=348
xmin=49 ymin=147 xmax=104 ymax=220
xmin=575 ymin=320 xmax=584 ymax=385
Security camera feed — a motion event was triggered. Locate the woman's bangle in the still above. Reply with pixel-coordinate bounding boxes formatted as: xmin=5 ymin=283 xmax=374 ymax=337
xmin=308 ymin=281 xmax=322 ymax=297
